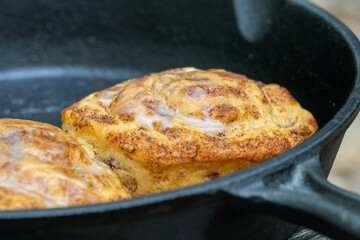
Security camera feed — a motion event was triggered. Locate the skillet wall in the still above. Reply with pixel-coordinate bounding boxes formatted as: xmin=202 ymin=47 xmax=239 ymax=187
xmin=0 ymin=0 xmax=356 ymax=129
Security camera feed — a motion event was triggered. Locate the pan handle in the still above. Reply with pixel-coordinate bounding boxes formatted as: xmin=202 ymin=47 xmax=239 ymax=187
xmin=222 ymin=152 xmax=360 ymax=240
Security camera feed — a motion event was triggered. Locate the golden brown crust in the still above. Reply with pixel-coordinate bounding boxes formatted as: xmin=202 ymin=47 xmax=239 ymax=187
xmin=0 ymin=119 xmax=131 ymax=210
xmin=62 ymin=68 xmax=318 ymax=196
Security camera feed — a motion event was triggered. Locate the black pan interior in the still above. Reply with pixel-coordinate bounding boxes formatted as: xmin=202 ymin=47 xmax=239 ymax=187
xmin=0 ymin=0 xmax=356 ymax=130
xmin=0 ymin=1 xmax=358 ymax=240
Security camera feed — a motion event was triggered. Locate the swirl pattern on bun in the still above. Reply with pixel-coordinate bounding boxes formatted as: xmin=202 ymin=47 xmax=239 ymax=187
xmin=62 ymin=68 xmax=318 ymax=196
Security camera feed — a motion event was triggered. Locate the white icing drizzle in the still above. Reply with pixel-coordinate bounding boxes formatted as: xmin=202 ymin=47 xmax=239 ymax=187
xmin=158 ymin=98 xmax=175 ymax=116
xmin=177 ymin=116 xmax=227 ymax=133
xmin=74 ymin=162 xmax=108 ymax=175
xmin=98 ymin=90 xmax=119 ymax=106
xmin=134 ymin=112 xmax=163 ymax=130
xmin=132 ymin=97 xmax=226 ymax=134
xmin=130 ymin=98 xmax=173 ymax=130
xmin=108 ymin=68 xmax=228 ymax=134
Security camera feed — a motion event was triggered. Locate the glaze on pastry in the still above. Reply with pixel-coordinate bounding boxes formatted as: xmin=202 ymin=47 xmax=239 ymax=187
xmin=0 ymin=119 xmax=131 ymax=210
xmin=62 ymin=68 xmax=318 ymax=196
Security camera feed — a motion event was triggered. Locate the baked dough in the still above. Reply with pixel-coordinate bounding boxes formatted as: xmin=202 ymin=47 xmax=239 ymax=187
xmin=62 ymin=68 xmax=318 ymax=196
xmin=0 ymin=119 xmax=131 ymax=210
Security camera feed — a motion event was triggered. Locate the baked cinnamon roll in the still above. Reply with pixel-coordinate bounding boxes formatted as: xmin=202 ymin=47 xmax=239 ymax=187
xmin=62 ymin=68 xmax=318 ymax=196
xmin=0 ymin=119 xmax=131 ymax=210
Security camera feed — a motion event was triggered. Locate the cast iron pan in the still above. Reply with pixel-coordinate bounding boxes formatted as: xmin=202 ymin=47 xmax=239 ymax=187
xmin=0 ymin=0 xmax=359 ymax=239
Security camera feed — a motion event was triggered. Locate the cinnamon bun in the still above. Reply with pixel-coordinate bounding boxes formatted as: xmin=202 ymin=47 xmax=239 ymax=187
xmin=62 ymin=68 xmax=318 ymax=196
xmin=0 ymin=119 xmax=131 ymax=210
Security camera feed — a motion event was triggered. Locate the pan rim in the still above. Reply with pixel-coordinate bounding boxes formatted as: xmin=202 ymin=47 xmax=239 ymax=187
xmin=0 ymin=0 xmax=359 ymax=219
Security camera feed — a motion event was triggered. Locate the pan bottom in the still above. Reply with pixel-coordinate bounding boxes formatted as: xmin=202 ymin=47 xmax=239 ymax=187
xmin=0 ymin=66 xmax=146 ymax=126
